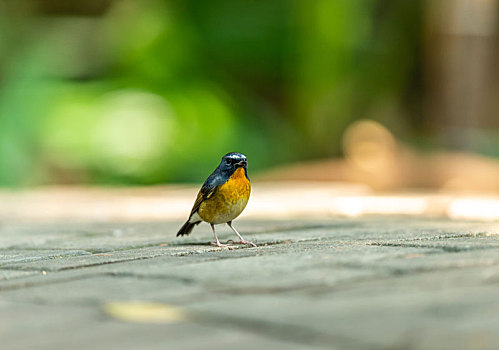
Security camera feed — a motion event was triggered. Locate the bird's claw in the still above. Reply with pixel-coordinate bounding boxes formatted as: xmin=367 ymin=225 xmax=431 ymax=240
xmin=227 ymin=240 xmax=257 ymax=247
xmin=210 ymin=242 xmax=233 ymax=249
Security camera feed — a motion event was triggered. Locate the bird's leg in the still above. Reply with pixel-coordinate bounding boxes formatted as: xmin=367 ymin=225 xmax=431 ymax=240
xmin=209 ymin=224 xmax=231 ymax=248
xmin=227 ymin=222 xmax=257 ymax=247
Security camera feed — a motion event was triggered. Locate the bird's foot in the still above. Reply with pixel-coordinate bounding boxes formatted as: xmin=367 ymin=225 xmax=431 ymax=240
xmin=210 ymin=241 xmax=233 ymax=249
xmin=227 ymin=240 xmax=257 ymax=247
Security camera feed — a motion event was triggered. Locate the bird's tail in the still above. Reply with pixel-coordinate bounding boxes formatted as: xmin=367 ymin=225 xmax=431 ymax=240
xmin=176 ymin=220 xmax=200 ymax=237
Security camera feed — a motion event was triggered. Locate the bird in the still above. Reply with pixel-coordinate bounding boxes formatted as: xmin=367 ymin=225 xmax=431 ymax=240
xmin=177 ymin=152 xmax=256 ymax=247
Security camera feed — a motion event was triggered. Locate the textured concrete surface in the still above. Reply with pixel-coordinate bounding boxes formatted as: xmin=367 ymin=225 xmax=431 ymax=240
xmin=1 ymin=215 xmax=499 ymax=350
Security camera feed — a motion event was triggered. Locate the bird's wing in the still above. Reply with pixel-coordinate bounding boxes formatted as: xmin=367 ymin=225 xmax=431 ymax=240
xmin=188 ymin=172 xmax=223 ymax=219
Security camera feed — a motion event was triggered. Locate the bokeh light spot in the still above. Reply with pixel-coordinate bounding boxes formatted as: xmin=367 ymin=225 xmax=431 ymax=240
xmin=93 ymin=90 xmax=176 ymax=176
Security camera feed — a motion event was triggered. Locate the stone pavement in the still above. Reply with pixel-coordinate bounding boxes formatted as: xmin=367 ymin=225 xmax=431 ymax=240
xmin=1 ymin=212 xmax=499 ymax=350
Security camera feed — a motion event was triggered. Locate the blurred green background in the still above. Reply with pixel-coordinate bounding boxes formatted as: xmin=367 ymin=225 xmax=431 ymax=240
xmin=0 ymin=0 xmax=498 ymax=187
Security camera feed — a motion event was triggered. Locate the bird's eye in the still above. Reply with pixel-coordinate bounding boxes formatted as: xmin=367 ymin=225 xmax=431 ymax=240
xmin=225 ymin=158 xmax=231 ymax=165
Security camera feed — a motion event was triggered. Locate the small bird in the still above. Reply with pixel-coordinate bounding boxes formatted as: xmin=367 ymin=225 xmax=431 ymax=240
xmin=177 ymin=152 xmax=256 ymax=247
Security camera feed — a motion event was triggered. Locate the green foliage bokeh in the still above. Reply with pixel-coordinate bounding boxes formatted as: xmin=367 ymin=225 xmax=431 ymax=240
xmin=0 ymin=0 xmax=424 ymax=186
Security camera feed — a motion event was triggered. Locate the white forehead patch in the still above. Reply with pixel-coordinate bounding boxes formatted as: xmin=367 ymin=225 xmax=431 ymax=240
xmin=225 ymin=153 xmax=246 ymax=161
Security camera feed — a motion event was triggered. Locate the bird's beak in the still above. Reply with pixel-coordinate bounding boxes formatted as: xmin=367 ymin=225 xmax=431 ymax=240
xmin=236 ymin=160 xmax=247 ymax=167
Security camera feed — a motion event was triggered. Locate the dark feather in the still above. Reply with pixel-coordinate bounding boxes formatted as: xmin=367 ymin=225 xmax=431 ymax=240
xmin=176 ymin=220 xmax=200 ymax=236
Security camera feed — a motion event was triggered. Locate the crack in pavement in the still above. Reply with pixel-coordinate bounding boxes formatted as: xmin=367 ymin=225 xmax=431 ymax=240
xmin=0 ymin=243 xmax=275 ymax=274
xmin=366 ymin=241 xmax=498 ymax=252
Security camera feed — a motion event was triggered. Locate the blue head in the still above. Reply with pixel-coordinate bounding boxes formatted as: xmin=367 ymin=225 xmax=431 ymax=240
xmin=218 ymin=152 xmax=248 ymax=176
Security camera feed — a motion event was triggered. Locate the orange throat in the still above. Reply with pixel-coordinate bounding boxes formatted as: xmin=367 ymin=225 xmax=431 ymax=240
xmin=224 ymin=167 xmax=250 ymax=196
xmin=231 ymin=167 xmax=248 ymax=181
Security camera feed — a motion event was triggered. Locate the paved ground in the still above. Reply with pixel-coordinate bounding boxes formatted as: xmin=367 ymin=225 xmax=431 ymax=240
xmin=1 ymin=211 xmax=499 ymax=350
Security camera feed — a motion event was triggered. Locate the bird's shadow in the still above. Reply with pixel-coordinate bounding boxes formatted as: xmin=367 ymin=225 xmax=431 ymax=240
xmin=169 ymin=240 xmax=258 ymax=248
xmin=171 ymin=242 xmax=213 ymax=246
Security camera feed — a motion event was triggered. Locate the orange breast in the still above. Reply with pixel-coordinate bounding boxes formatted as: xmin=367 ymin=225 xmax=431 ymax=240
xmin=198 ymin=167 xmax=251 ymax=224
